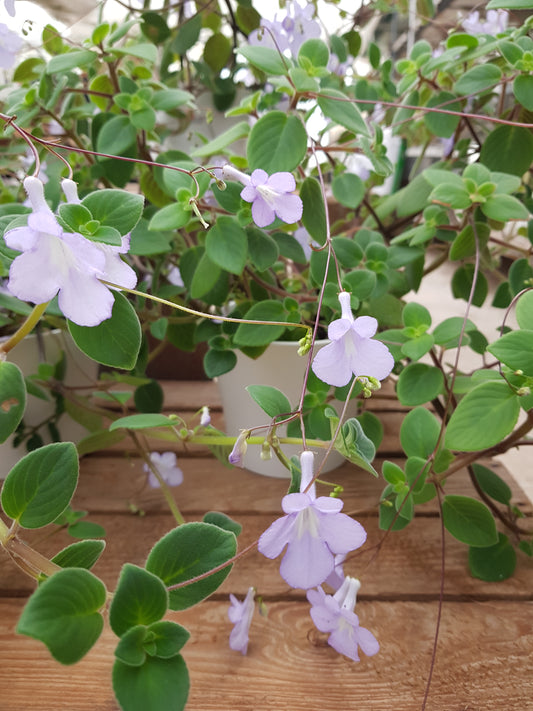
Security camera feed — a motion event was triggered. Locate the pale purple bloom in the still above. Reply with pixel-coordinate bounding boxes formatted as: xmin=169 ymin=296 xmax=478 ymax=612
xmin=5 ymin=177 xmax=115 ymax=327
xmin=4 ymin=0 xmax=15 ymax=17
xmin=228 ymin=429 xmax=249 ymax=467
xmin=324 ymin=553 xmax=346 ymax=591
xmin=0 ymin=22 xmax=22 ymax=70
xmin=242 ymin=169 xmax=302 ymax=228
xmin=143 ymin=451 xmax=184 ymax=489
xmin=294 ymin=226 xmax=318 ymax=261
xmin=312 ymin=291 xmax=394 ymax=387
xmin=249 ymin=1 xmax=320 ymax=58
xmin=258 ymin=451 xmax=367 ymax=590
xmin=221 ymin=164 xmax=302 ymax=228
xmin=461 ymin=9 xmax=508 ymax=35
xmin=61 ymin=179 xmax=137 ymax=292
xmin=307 ymin=577 xmax=379 ymax=662
xmin=200 ymin=406 xmax=211 ymax=427
xmin=167 ymin=265 xmax=184 ymax=287
xmin=228 ymin=587 xmax=255 ymax=655
xmin=327 ymin=52 xmax=353 ymax=77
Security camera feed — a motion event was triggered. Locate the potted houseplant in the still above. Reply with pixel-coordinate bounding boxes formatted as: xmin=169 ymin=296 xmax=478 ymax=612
xmin=0 ymin=0 xmax=532 ymax=709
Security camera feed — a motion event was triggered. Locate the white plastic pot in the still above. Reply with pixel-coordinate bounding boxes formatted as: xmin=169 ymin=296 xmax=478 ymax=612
xmin=0 ymin=329 xmax=99 ymax=478
xmin=216 ymin=340 xmax=358 ymax=478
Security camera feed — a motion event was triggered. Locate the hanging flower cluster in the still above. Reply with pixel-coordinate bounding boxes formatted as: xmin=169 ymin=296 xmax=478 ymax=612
xmin=4 ymin=177 xmax=136 ymax=327
xmin=143 ymin=451 xmax=184 ymax=489
xmin=228 ymin=587 xmax=255 ymax=655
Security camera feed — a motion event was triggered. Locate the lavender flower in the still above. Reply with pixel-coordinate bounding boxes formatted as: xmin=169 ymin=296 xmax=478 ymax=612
xmin=167 ymin=265 xmax=184 ymax=287
xmin=311 ymin=291 xmax=394 ymax=387
xmin=248 ymin=1 xmax=320 ymax=58
xmin=4 ymin=0 xmax=15 ymax=17
xmin=307 ymin=577 xmax=379 ymax=661
xmin=461 ymin=9 xmax=508 ymax=35
xmin=0 ymin=22 xmax=22 ymax=70
xmin=228 ymin=429 xmax=249 ymax=467
xmin=221 ymin=165 xmax=302 ymax=228
xmin=228 ymin=587 xmax=255 ymax=654
xmin=61 ymin=179 xmax=137 ymax=293
xmin=5 ymin=177 xmax=116 ymax=327
xmin=258 ymin=451 xmax=367 ymax=590
xmin=143 ymin=451 xmax=184 ymax=489
xmin=200 ymin=406 xmax=211 ymax=427
xmin=294 ymin=226 xmax=318 ymax=261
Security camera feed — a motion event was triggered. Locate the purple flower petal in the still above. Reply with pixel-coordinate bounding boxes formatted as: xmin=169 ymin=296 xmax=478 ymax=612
xmin=250 ymin=168 xmax=268 ymax=186
xmin=7 ymin=248 xmax=61 ymax=304
xmin=267 ymin=172 xmax=296 ymax=192
xmin=58 ymin=274 xmax=114 ymax=327
xmin=4 ymin=225 xmax=38 ymax=252
xmin=318 ymin=513 xmax=367 ymax=555
xmin=328 ymin=317 xmax=352 ymax=340
xmin=279 ymin=527 xmax=334 ymax=589
xmin=273 ymin=193 xmax=302 ymax=224
xmin=311 ymin=340 xmax=353 ymax=387
xmin=240 ymin=184 xmax=258 ymax=203
xmin=281 ymin=492 xmax=312 ymax=514
xmin=258 ymin=514 xmax=295 ymax=559
xmin=251 ymin=198 xmax=276 ymax=228
xmin=355 ymin=626 xmax=380 ymax=657
xmin=347 ymin=333 xmax=395 ymax=380
xmin=353 ymin=316 xmax=378 ymax=338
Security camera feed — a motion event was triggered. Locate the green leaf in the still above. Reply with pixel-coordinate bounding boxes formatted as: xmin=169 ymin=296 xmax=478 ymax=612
xmin=480 ymin=125 xmax=533 ymax=177
xmin=190 ymin=253 xmax=222 ymax=299
xmin=298 ymin=38 xmax=330 ymax=67
xmin=445 ymin=381 xmax=520 ymax=451
xmin=400 ymin=407 xmax=440 ymax=458
xmin=513 ymin=75 xmax=533 ymax=110
xmin=145 ymin=522 xmax=237 ymax=610
xmin=442 ymin=495 xmax=498 ymax=547
xmin=332 ymin=416 xmax=378 ymax=476
xmin=112 ymin=43 xmax=158 ymax=64
xmin=247 ymin=227 xmax=279 ymax=271
xmin=481 ymin=194 xmax=530 ymax=222
xmin=454 ymin=64 xmax=502 ymax=95
xmin=1 ymin=442 xmax=78 ymax=529
xmin=317 ymin=88 xmax=370 ymax=137
xmin=246 ymin=385 xmax=291 ymax=418
xmin=134 ymin=380 xmax=164 ymax=414
xmin=68 ymin=292 xmax=142 ymax=370
xmin=150 ymin=89 xmax=193 ymax=111
xmin=396 ymin=363 xmax=444 ymax=406
xmin=0 ymin=361 xmax=26 ymax=444
xmin=203 ymin=348 xmax=237 ymax=378
xmin=45 ymin=49 xmax=97 ymax=74
xmin=509 ymin=258 xmax=533 ymax=296
xmin=402 ymin=301 xmax=431 ymax=330
xmin=204 ymin=32 xmax=232 ymax=72
xmin=488 ymin=330 xmax=533 ymax=375
xmin=67 ymin=520 xmax=106 ymax=540
xmin=472 ymin=463 xmax=512 ymax=505
xmin=171 ymin=11 xmax=201 ymax=53
xmin=452 ymin=264 xmax=489 ymax=307
xmin=247 ymin=112 xmax=308 ymax=173
xmin=96 ymin=116 xmax=137 ymax=156
xmin=109 ymin=413 xmax=176 ymax=432
xmin=148 ymin=203 xmax=190 ymax=231
xmin=430 ymin=183 xmax=471 ymax=210
xmin=110 ymin=564 xmax=169 ymax=637
xmin=51 ymin=540 xmax=106 ymax=570
xmin=469 ymin=533 xmax=516 ymax=581
xmin=424 ymin=91 xmax=462 ymax=138
xmin=433 ymin=316 xmax=476 ymax=348
xmin=233 ymin=301 xmax=288 ymax=347
xmin=236 ymin=45 xmax=290 ymax=75
xmin=203 ymin=511 xmax=242 ymax=537
xmin=516 ymin=291 xmax=533 ymax=330
xmin=191 ymin=121 xmax=250 ymax=158
xmin=81 ymin=189 xmax=144 ymax=234
xmin=17 ymin=568 xmax=106 ymax=664
xmin=301 ymin=177 xmax=327 ymax=245
xmin=487 ymin=0 xmax=533 ymax=7
xmin=205 ymin=217 xmax=248 ymax=274
xmin=401 ymin=333 xmax=434 ymax=360
xmin=332 ymin=172 xmax=365 ymax=209
xmin=113 ymin=655 xmax=189 ymax=711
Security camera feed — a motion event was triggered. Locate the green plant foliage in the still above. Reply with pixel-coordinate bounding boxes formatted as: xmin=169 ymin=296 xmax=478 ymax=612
xmin=445 ymin=381 xmax=520 ymax=451
xmin=396 ymin=363 xmax=444 ymax=406
xmin=331 ymin=415 xmax=378 ymax=476
xmin=233 ymin=301 xmax=288 ymax=347
xmin=0 ymin=361 xmax=26 ymax=444
xmin=247 ymin=112 xmax=307 ymax=172
xmin=1 ymin=442 xmax=78 ymax=529
xmin=246 ymin=385 xmax=291 ymax=418
xmin=110 ymin=564 xmax=169 ymax=637
xmin=68 ymin=293 xmax=142 ymax=369
xmin=145 ymin=522 xmax=237 ymax=610
xmin=468 ymin=533 xmax=517 ymax=581
xmin=113 ymin=654 xmax=190 ymax=711
xmin=51 ymin=540 xmax=106 ymax=570
xmin=472 ymin=463 xmax=512 ymax=505
xmin=442 ymin=495 xmax=498 ymax=547
xmin=206 ymin=217 xmax=248 ymax=274
xmin=400 ymin=407 xmax=441 ymax=459
xmin=487 ymin=330 xmax=533 ymax=375
xmin=317 ymin=88 xmax=370 ymax=137
xmin=301 ymin=177 xmax=327 ymax=244
xmin=17 ymin=568 xmax=106 ymax=664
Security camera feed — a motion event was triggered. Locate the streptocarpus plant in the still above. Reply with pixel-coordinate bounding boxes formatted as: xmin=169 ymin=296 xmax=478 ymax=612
xmin=0 ymin=0 xmax=532 ymax=709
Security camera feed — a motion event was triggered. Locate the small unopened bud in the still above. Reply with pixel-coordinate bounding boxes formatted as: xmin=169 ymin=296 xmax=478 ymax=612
xmin=189 ymin=198 xmax=209 ymax=229
xmin=297 ymin=332 xmax=312 ymax=356
xmin=260 ymin=441 xmax=272 ymax=460
xmin=517 ymin=386 xmax=531 ymax=397
xmin=200 ymin=406 xmax=211 ymax=427
xmin=215 ymin=178 xmax=227 ymax=191
xmin=228 ymin=429 xmax=250 ymax=468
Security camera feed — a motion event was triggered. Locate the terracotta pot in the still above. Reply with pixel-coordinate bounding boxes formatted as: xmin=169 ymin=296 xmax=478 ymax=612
xmin=0 ymin=329 xmax=99 ymax=478
xmin=217 ymin=340 xmax=358 ymax=478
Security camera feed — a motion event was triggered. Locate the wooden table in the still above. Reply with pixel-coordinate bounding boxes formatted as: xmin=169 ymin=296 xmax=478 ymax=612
xmin=1 ymin=381 xmax=532 ymax=710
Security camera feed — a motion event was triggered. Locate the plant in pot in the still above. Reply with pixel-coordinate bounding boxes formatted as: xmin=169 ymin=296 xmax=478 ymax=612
xmin=0 ymin=0 xmax=532 ymax=709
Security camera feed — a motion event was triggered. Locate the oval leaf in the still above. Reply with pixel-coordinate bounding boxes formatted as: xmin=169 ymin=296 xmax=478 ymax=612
xmin=246 ymin=384 xmax=291 ymax=418
xmin=247 ymin=112 xmax=308 ymax=173
xmin=113 ymin=655 xmax=189 ymax=711
xmin=0 ymin=361 xmax=26 ymax=444
xmin=1 ymin=442 xmax=78 ymax=529
xmin=16 ymin=568 xmax=106 ymax=664
xmin=110 ymin=564 xmax=169 ymax=637
xmin=442 ymin=495 xmax=498 ymax=547
xmin=468 ymin=533 xmax=517 ymax=581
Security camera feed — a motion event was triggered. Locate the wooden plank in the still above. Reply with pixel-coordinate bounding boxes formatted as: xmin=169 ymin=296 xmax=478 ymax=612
xmin=73 ymin=455 xmax=532 ymax=515
xmin=2 ymin=511 xmax=532 ymax=599
xmin=0 ymin=598 xmax=531 ymax=711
